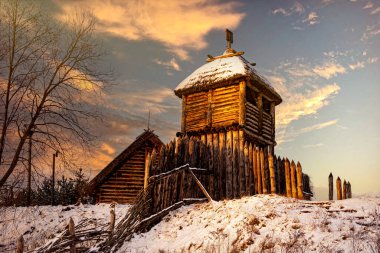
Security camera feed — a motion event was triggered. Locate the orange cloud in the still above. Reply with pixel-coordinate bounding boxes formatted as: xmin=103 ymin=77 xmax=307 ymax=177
xmin=313 ymin=62 xmax=346 ymax=79
xmin=55 ymin=0 xmax=245 ymax=60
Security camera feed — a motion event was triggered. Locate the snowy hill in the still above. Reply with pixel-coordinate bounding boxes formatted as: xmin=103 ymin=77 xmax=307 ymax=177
xmin=1 ymin=195 xmax=379 ymax=252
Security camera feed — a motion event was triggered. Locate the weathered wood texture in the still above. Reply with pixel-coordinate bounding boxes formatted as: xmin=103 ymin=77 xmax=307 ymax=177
xmin=158 ymin=134 xmax=313 ymax=201
xmin=336 ymin=177 xmax=342 ymax=200
xmin=329 ymin=173 xmax=333 ymax=200
xmin=343 ymin=180 xmax=347 ymax=199
xmin=97 ymin=147 xmax=147 ymax=203
xmin=296 ymin=162 xmax=303 ymax=199
xmin=184 ymin=86 xmax=240 ymax=132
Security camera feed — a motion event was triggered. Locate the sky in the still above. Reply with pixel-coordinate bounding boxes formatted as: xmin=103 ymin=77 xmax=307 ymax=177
xmin=48 ymin=0 xmax=380 ymax=200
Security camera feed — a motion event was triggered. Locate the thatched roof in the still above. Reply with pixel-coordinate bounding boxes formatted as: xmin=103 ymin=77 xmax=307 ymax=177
xmin=85 ymin=130 xmax=163 ymax=195
xmin=174 ymin=50 xmax=282 ymax=105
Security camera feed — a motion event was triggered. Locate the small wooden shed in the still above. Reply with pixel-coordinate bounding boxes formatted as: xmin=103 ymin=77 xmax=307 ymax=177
xmin=86 ymin=130 xmax=163 ymax=204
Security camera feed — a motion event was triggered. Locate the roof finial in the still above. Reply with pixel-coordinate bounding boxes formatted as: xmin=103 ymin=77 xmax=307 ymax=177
xmin=226 ymin=29 xmax=233 ymax=49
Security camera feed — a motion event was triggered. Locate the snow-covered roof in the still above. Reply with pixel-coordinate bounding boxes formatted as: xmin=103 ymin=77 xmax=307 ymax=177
xmin=174 ymin=51 xmax=282 ymax=104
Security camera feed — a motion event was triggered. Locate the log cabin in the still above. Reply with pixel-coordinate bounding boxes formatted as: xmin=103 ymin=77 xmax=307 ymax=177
xmin=85 ymin=130 xmax=163 ymax=204
xmin=174 ymin=29 xmax=282 ymax=156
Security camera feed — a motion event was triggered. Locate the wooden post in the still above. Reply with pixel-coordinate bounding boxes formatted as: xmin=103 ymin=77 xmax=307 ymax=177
xmin=109 ymin=208 xmax=115 ymax=239
xmin=328 ymin=173 xmax=333 ymax=200
xmin=343 ymin=180 xmax=347 ymax=199
xmin=68 ymin=218 xmax=76 ymax=253
xmin=232 ymin=130 xmax=239 ymax=197
xmin=296 ymin=162 xmax=303 ymax=200
xmin=336 ymin=177 xmax=342 ymax=200
xmin=16 ymin=235 xmax=24 ymax=253
xmin=256 ymin=146 xmax=262 ymax=194
xmin=239 ymin=130 xmax=245 ymax=196
xmin=347 ymin=181 xmax=352 ymax=198
xmin=268 ymin=153 xmax=276 ymax=194
xmin=252 ymin=144 xmax=258 ymax=194
xmin=181 ymin=95 xmax=187 ymax=133
xmin=284 ymin=158 xmax=291 ymax=197
xmin=219 ymin=131 xmax=226 ymax=199
xmin=187 ymin=167 xmax=212 ymax=202
xmin=144 ymin=152 xmax=151 ymax=190
xmin=244 ymin=141 xmax=249 ymax=194
xmin=290 ymin=160 xmax=297 ymax=198
xmin=248 ymin=143 xmax=254 ymax=195
xmin=226 ymin=131 xmax=233 ymax=198
xmin=260 ymin=148 xmax=267 ymax=194
xmin=239 ymin=81 xmax=246 ymax=126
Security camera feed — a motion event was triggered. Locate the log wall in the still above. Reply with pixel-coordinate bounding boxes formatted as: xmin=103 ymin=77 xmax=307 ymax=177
xmin=96 ymin=144 xmax=159 ymax=204
xmin=147 ymin=133 xmax=313 ymax=201
xmin=183 ymin=84 xmax=275 ymax=145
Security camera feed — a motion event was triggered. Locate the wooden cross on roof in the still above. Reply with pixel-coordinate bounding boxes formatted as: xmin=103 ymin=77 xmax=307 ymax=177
xmin=226 ymin=29 xmax=233 ymax=49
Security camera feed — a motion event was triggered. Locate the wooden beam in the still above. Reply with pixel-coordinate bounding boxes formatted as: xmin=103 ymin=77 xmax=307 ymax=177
xmin=296 ymin=162 xmax=303 ymax=200
xmin=239 ymin=81 xmax=246 ymax=126
xmin=187 ymin=167 xmax=213 ymax=202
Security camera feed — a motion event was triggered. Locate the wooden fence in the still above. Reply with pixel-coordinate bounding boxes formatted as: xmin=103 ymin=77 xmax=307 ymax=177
xmin=146 ymin=135 xmax=312 ymax=201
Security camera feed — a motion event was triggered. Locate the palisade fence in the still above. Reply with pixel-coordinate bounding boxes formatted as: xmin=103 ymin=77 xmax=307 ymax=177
xmin=30 ymin=135 xmax=313 ymax=253
xmin=146 ymin=135 xmax=312 ymax=201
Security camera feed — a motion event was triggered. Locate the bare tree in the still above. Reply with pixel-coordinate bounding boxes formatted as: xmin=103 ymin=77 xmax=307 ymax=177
xmin=0 ymin=0 xmax=110 ymax=188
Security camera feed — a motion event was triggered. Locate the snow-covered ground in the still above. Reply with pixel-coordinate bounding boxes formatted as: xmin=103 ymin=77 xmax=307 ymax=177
xmin=0 ymin=203 xmax=130 ymax=252
xmin=1 ymin=195 xmax=379 ymax=253
xmin=121 ymin=195 xmax=380 ymax=253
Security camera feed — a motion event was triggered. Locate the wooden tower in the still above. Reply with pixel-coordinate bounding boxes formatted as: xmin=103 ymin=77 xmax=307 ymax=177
xmin=174 ymin=30 xmax=282 ymax=153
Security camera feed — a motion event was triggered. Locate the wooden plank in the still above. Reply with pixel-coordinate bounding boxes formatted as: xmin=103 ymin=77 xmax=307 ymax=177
xmin=187 ymin=167 xmax=212 ymax=202
xmin=336 ymin=177 xmax=342 ymax=200
xmin=219 ymin=131 xmax=226 ymax=199
xmin=226 ymin=130 xmax=233 ymax=198
xmin=260 ymin=148 xmax=267 ymax=194
xmin=285 ymin=158 xmax=291 ymax=197
xmin=269 ymin=153 xmax=276 ymax=194
xmin=329 ymin=173 xmax=333 ymax=200
xmin=144 ymin=151 xmax=151 ymax=190
xmin=239 ymin=81 xmax=246 ymax=126
xmin=296 ymin=162 xmax=303 ymax=200
xmin=244 ymin=141 xmax=250 ymax=194
xmin=232 ymin=130 xmax=239 ymax=198
xmin=256 ymin=146 xmax=262 ymax=194
xmin=290 ymin=160 xmax=297 ymax=198
xmin=213 ymin=132 xmax=219 ymax=200
xmin=248 ymin=142 xmax=253 ymax=195
xmin=239 ymin=130 xmax=245 ymax=196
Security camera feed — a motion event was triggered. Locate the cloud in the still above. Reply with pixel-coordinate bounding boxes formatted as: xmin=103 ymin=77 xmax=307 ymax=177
xmin=367 ymin=57 xmax=379 ymax=63
xmin=363 ymin=2 xmax=374 ymax=9
xmin=154 ymin=58 xmax=181 ymax=71
xmin=299 ymin=119 xmax=339 ymax=133
xmin=275 ymin=83 xmax=341 ymax=128
xmin=370 ymin=7 xmax=380 ymax=15
xmin=303 ymin=143 xmax=324 ymax=148
xmin=361 ymin=24 xmax=380 ymax=41
xmin=55 ymin=0 xmax=245 ymax=60
xmin=303 ymin=12 xmax=319 ymax=25
xmin=313 ymin=62 xmax=346 ymax=79
xmin=349 ymin=61 xmax=365 ymax=70
xmin=272 ymin=1 xmax=305 ymax=16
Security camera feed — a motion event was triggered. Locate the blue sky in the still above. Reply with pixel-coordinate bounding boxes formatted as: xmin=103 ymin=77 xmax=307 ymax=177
xmin=52 ymin=0 xmax=380 ymax=199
